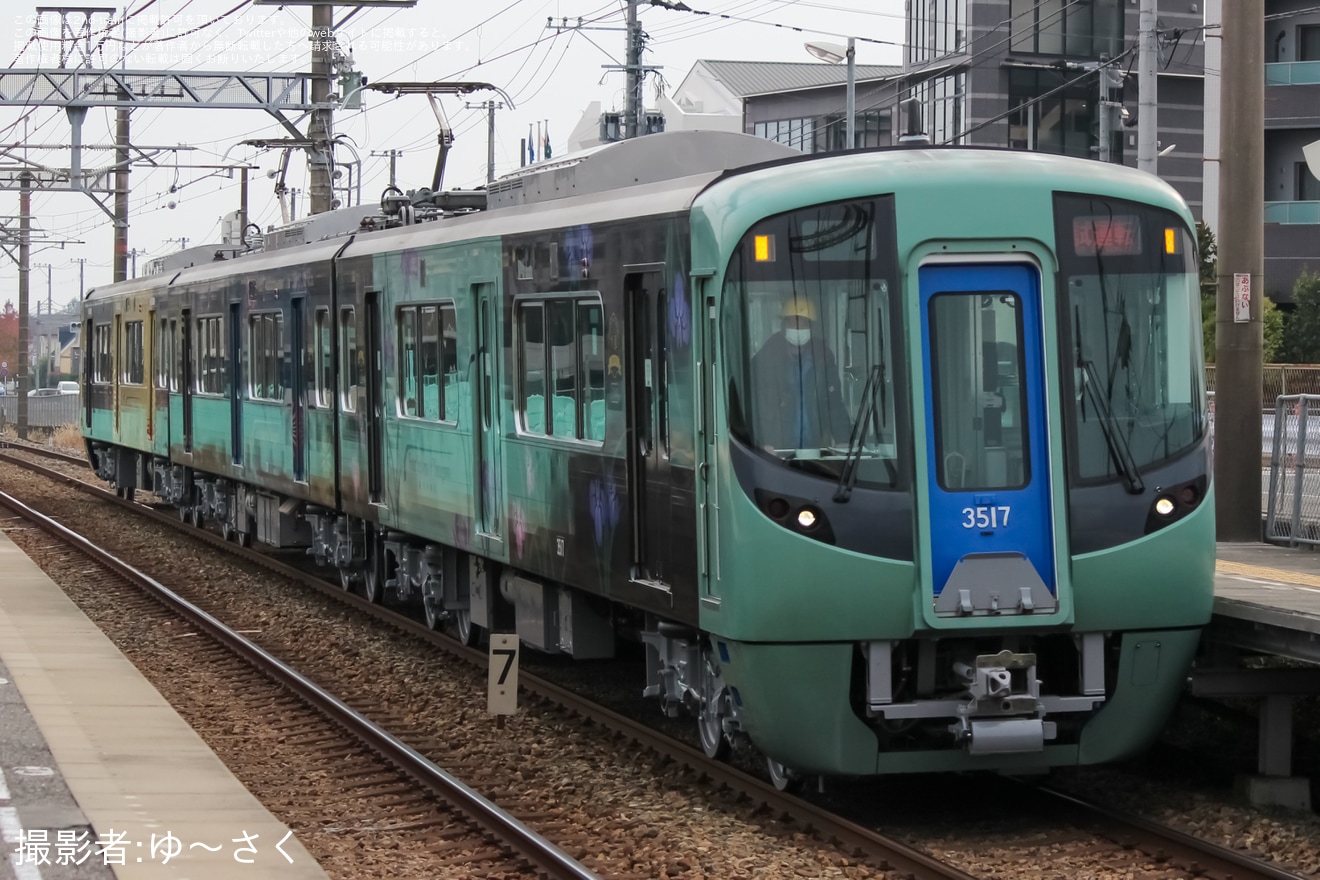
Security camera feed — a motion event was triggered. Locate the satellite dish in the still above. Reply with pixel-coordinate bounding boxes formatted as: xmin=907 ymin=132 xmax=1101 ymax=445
xmin=1304 ymin=140 xmax=1320 ymax=180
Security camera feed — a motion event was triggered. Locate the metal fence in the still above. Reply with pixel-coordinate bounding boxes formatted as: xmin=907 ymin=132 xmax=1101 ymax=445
xmin=1205 ymin=364 xmax=1320 ymax=400
xmin=1263 ymin=394 xmax=1320 ymax=546
xmin=0 ymin=395 xmax=81 ymax=429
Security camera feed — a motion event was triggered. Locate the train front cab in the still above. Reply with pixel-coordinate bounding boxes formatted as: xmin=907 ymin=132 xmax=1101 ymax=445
xmin=688 ymin=150 xmax=1215 ymax=778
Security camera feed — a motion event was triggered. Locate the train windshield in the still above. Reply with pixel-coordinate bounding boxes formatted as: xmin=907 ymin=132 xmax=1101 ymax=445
xmin=723 ymin=196 xmax=903 ymax=488
xmin=1054 ymin=193 xmax=1205 ymax=483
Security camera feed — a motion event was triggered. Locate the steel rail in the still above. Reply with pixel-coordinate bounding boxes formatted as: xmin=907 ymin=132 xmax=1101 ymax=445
xmin=0 ymin=448 xmax=987 ymax=880
xmin=0 ymin=486 xmax=601 ymax=880
xmin=1036 ymin=785 xmax=1308 ymax=880
xmin=4 ymin=447 xmax=1310 ymax=880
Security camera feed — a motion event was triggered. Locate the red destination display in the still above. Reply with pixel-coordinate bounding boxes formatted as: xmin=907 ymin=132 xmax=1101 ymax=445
xmin=1073 ymin=215 xmax=1142 ymax=256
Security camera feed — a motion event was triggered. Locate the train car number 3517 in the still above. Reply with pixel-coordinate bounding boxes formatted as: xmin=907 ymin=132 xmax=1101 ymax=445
xmin=962 ymin=506 xmax=1011 ymax=529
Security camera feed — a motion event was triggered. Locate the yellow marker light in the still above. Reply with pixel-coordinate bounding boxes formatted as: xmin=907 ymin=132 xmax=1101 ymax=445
xmin=754 ymin=234 xmax=775 ymax=262
xmin=1154 ymin=496 xmax=1176 ymax=517
xmin=797 ymin=509 xmax=817 ymax=529
xmin=1164 ymin=228 xmax=1177 ymax=254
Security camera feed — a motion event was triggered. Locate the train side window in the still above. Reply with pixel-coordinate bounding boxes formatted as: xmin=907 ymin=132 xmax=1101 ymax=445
xmin=515 ymin=297 xmax=603 ymax=443
xmin=578 ymin=302 xmax=604 ymax=442
xmin=440 ymin=305 xmax=458 ymax=422
xmin=340 ymin=307 xmax=357 ymax=412
xmin=314 ymin=307 xmax=331 ymax=407
xmin=152 ymin=316 xmax=163 ymax=390
xmin=421 ymin=305 xmax=441 ymax=420
xmin=519 ymin=304 xmax=546 ymax=434
xmin=399 ymin=306 xmax=420 ymax=417
xmin=122 ymin=320 xmax=144 ymax=385
xmin=92 ymin=324 xmax=111 ymax=383
xmin=396 ymin=304 xmax=453 ymax=423
xmin=196 ymin=316 xmax=225 ymax=395
xmin=249 ymin=312 xmax=284 ymax=401
xmin=172 ymin=319 xmax=182 ymax=392
xmin=548 ymin=299 xmax=577 ymax=439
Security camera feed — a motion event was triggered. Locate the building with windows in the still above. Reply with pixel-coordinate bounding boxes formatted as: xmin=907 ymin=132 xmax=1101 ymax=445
xmin=669 ymin=59 xmax=903 ymax=152
xmin=28 ymin=311 xmax=80 ymax=387
xmin=664 ymin=2 xmax=1318 ymax=304
xmin=1261 ymin=0 xmax=1320 ymax=299
xmin=907 ymin=1 xmax=1206 ymax=215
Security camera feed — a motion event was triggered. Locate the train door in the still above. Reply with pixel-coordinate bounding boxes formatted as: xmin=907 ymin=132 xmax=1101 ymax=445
xmin=696 ymin=285 xmax=719 ymax=595
xmin=625 ymin=267 xmax=673 ymax=585
xmin=364 ymin=291 xmax=384 ymax=504
xmin=182 ymin=308 xmax=193 ymax=453
xmin=113 ymin=313 xmax=121 ymax=436
xmin=82 ymin=318 xmax=93 ymax=428
xmin=918 ymin=263 xmax=1056 ymax=616
xmin=155 ymin=316 xmax=172 ymax=456
xmin=472 ymin=282 xmax=503 ymax=539
xmin=229 ymin=302 xmax=242 ymax=464
xmin=291 ymin=297 xmax=306 ymax=482
xmin=147 ymin=309 xmax=156 ymax=444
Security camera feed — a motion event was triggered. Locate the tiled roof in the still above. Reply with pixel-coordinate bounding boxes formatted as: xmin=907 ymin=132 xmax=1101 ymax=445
xmin=695 ymin=59 xmax=903 ymax=97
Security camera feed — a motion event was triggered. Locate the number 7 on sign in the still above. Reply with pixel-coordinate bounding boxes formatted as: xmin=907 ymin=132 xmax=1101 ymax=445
xmin=487 ymin=634 xmax=519 ymax=718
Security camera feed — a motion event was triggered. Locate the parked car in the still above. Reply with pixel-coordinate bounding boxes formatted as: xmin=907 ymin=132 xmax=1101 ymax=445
xmin=56 ymin=381 xmax=79 ymax=395
xmin=28 ymin=388 xmax=60 ymax=397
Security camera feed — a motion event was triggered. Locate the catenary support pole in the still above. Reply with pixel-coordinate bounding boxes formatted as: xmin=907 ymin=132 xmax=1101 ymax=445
xmin=1215 ymin=1 xmax=1264 ymax=541
xmin=308 ymin=4 xmax=335 ymax=214
xmin=1137 ymin=0 xmax=1158 ymax=174
xmin=17 ymin=172 xmax=30 ymax=439
xmin=113 ymin=103 xmax=129 ymax=282
xmin=625 ymin=0 xmax=640 ymax=139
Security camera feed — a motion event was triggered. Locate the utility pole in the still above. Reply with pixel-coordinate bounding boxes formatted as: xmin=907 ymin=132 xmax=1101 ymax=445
xmin=844 ymin=37 xmax=855 ymax=149
xmin=371 ymin=149 xmax=402 ymax=187
xmin=1137 ymin=0 xmax=1158 ymax=173
xmin=552 ymin=10 xmax=658 ymax=141
xmin=34 ymin=262 xmax=52 ymax=312
xmin=239 ymin=166 xmax=249 ymax=246
xmin=308 ymin=3 xmax=335 ymax=214
xmin=17 ymin=173 xmax=31 ymax=440
xmin=489 ymin=103 xmax=498 ymax=184
xmin=1095 ymin=55 xmax=1125 ymax=163
xmin=625 ymin=0 xmax=641 ymax=139
xmin=1215 ymin=3 xmax=1264 ymax=541
xmin=465 ymin=102 xmax=504 ymax=184
xmin=71 ymin=257 xmax=85 ymax=298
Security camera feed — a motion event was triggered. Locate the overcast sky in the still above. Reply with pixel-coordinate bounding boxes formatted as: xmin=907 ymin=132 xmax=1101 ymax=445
xmin=0 ymin=0 xmax=904 ymax=306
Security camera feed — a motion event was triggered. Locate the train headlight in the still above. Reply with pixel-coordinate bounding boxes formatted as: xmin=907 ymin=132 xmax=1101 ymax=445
xmin=797 ymin=509 xmax=817 ymax=529
xmin=1154 ymin=496 xmax=1176 ymax=517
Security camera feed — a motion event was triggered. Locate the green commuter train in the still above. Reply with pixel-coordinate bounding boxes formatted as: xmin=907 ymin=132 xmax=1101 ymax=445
xmin=82 ymin=131 xmax=1214 ymax=785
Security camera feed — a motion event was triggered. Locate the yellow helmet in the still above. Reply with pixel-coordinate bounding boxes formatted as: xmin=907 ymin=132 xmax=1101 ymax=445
xmin=781 ymin=297 xmax=817 ymax=321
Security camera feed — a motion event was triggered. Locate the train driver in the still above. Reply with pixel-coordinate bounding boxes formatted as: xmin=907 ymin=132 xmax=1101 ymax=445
xmin=750 ymin=295 xmax=852 ymax=454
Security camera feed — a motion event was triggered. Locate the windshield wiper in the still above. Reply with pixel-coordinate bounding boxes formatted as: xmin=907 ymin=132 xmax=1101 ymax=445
xmin=834 ymin=364 xmax=884 ymax=503
xmin=1078 ymin=358 xmax=1144 ymax=494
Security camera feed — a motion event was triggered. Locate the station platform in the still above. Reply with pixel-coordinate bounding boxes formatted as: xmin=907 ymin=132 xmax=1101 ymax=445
xmin=0 ymin=531 xmax=329 ymax=880
xmin=1197 ymin=542 xmax=1320 ymax=810
xmin=1212 ymin=541 xmax=1320 ymax=671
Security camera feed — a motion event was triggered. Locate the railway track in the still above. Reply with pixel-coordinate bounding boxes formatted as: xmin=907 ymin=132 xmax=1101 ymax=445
xmin=0 ymin=444 xmax=1310 ymax=880
xmin=0 ymin=485 xmax=599 ymax=880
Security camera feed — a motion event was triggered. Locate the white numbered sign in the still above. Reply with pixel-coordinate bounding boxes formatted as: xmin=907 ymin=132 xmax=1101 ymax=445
xmin=487 ymin=633 xmax=519 ymax=717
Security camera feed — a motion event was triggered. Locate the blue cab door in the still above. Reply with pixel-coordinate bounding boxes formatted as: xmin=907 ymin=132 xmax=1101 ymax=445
xmin=919 ymin=263 xmax=1056 ymax=617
